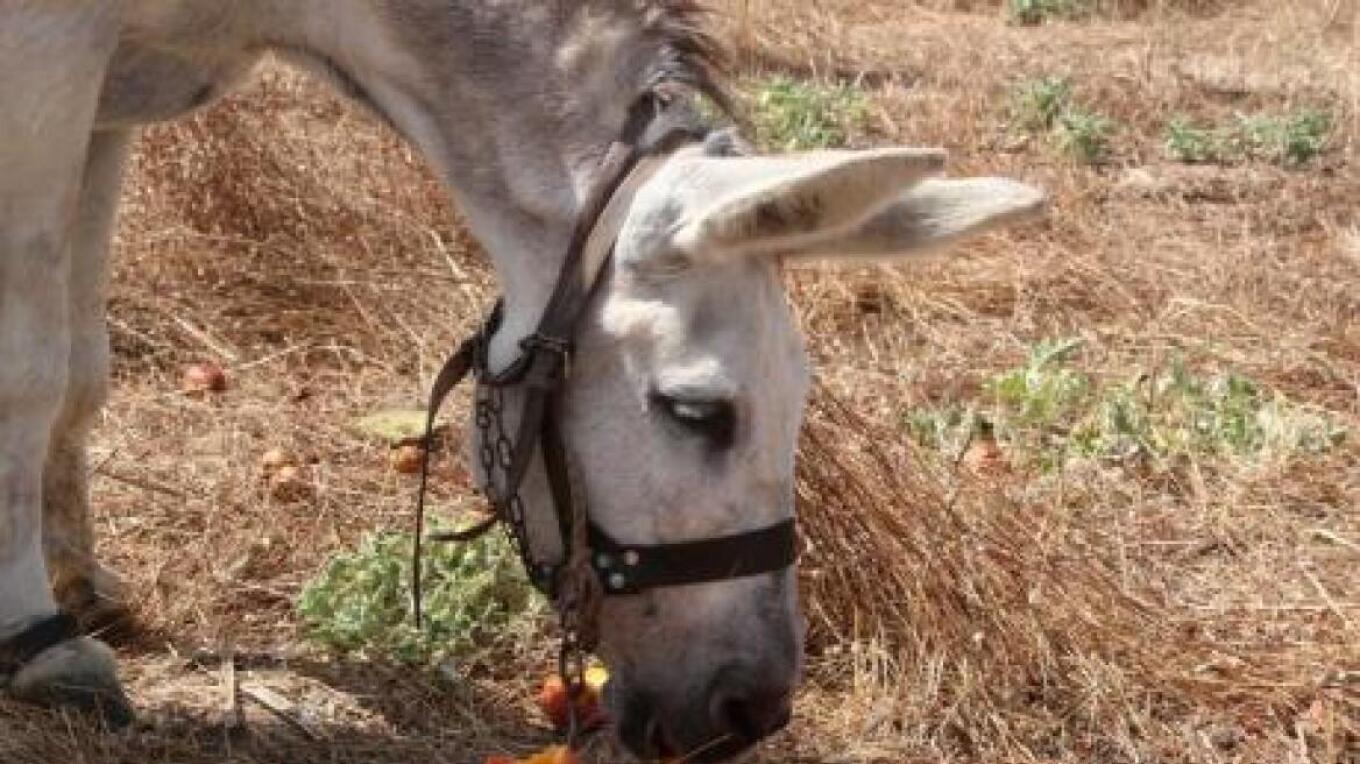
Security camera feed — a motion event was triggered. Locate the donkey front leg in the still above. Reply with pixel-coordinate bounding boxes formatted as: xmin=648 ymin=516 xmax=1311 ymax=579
xmin=0 ymin=4 xmax=131 ymax=725
xmin=44 ymin=130 xmax=133 ymax=630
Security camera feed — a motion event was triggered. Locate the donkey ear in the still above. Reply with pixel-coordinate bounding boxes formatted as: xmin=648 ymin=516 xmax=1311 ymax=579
xmin=670 ymin=148 xmax=947 ymax=258
xmin=782 ymin=177 xmax=1047 ymax=262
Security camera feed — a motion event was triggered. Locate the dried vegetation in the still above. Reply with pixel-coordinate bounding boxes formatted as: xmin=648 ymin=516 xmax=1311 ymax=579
xmin=2 ymin=0 xmax=1357 ymax=762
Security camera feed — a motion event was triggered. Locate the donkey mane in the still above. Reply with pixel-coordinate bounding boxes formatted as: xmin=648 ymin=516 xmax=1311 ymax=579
xmin=632 ymin=0 xmax=733 ymax=115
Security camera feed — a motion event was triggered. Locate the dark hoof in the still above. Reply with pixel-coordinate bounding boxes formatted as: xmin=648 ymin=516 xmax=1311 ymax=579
xmin=9 ymin=636 xmax=134 ymax=729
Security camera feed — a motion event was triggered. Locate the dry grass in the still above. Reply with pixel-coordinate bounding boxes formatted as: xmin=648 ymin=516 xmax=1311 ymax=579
xmin=3 ymin=0 xmax=1359 ymax=762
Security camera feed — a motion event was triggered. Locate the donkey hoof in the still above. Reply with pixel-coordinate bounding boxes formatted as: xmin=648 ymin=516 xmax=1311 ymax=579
xmin=54 ymin=565 xmax=131 ymax=631
xmin=9 ymin=636 xmax=134 ymax=728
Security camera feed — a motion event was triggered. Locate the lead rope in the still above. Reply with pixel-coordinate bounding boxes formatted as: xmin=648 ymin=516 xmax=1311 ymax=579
xmin=411 ymin=319 xmax=498 ymax=629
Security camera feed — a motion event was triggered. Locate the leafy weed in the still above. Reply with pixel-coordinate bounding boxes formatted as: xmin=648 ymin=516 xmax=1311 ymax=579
xmin=1007 ymin=0 xmax=1096 ymax=25
xmin=1011 ymin=76 xmax=1073 ymax=132
xmin=1055 ymin=107 xmax=1116 ymax=164
xmin=1236 ymin=110 xmax=1332 ymax=165
xmin=1164 ymin=117 xmax=1231 ymax=164
xmin=297 ymin=529 xmax=541 ymax=665
xmin=1163 ymin=110 xmax=1333 ymax=166
xmin=908 ymin=342 xmax=1346 ymax=472
xmin=751 ymin=76 xmax=870 ymax=152
xmin=1011 ymin=77 xmax=1116 ymax=164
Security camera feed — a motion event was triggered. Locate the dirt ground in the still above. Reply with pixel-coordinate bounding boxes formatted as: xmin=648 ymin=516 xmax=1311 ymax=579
xmin=2 ymin=1 xmax=1357 ymax=763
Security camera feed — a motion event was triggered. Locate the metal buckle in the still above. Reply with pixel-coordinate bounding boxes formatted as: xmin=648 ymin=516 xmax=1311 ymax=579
xmin=520 ymin=333 xmax=574 ymax=380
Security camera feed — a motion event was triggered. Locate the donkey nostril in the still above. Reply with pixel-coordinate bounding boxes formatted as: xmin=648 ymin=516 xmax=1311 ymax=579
xmin=718 ymin=697 xmax=759 ymax=741
xmin=711 ymin=686 xmax=792 ymax=743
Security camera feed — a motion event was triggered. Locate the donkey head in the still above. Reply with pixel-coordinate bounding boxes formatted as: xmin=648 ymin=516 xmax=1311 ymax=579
xmin=539 ymin=138 xmax=1047 ymax=761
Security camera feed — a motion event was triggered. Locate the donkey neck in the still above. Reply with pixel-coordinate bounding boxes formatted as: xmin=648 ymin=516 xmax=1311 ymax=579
xmin=115 ymin=0 xmax=724 ymax=364
xmin=276 ymin=1 xmax=701 ymax=364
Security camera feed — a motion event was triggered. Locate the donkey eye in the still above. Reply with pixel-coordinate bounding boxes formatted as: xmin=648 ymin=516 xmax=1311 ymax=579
xmin=653 ymin=393 xmax=736 ymax=448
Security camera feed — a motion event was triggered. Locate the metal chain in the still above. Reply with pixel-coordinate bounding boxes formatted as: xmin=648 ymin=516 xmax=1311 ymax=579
xmin=474 ymin=359 xmax=600 ymax=749
xmin=474 ymin=380 xmax=547 ymax=587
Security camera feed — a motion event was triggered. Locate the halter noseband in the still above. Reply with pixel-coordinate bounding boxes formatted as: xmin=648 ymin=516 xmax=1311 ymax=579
xmin=412 ymin=94 xmax=798 ymax=625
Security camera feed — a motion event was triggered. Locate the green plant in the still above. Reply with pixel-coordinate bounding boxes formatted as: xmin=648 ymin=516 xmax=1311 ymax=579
xmin=751 ymin=76 xmax=870 ymax=152
xmin=906 ymin=405 xmax=983 ymax=454
xmin=1007 ymin=0 xmax=1095 ymax=24
xmin=987 ymin=338 xmax=1091 ymax=425
xmin=1012 ymin=76 xmax=1073 ymax=133
xmin=908 ymin=343 xmax=1346 ymax=473
xmin=1077 ymin=364 xmax=1346 ymax=461
xmin=1163 ymin=109 xmax=1333 ymax=166
xmin=1009 ymin=77 xmax=1116 ymax=163
xmin=1164 ymin=117 xmax=1229 ymax=163
xmin=1236 ymin=109 xmax=1332 ymax=165
xmin=1055 ymin=107 xmax=1116 ymax=164
xmin=297 ymin=529 xmax=541 ymax=664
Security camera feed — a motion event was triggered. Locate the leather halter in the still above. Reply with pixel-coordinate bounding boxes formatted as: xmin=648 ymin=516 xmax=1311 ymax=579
xmin=413 ymin=96 xmax=798 ymax=621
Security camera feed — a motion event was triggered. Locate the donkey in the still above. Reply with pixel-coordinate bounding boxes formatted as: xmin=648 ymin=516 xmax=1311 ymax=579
xmin=0 ymin=1 xmax=1044 ymax=760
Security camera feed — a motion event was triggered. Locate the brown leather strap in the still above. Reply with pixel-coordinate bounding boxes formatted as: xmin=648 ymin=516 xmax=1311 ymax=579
xmin=587 ymin=519 xmax=798 ymax=595
xmin=411 ymin=327 xmax=486 ymax=627
xmin=496 ymin=146 xmax=681 ymax=518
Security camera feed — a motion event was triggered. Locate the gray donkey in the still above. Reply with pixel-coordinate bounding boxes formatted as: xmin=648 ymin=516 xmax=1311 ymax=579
xmin=0 ymin=2 xmax=1044 ymax=760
